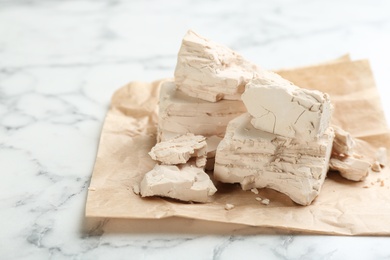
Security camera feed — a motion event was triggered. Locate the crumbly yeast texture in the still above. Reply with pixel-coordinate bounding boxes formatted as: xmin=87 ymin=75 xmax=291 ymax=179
xmin=158 ymin=80 xmax=246 ymax=140
xmin=149 ymin=133 xmax=207 ymax=168
xmin=329 ymin=126 xmax=371 ymax=181
xmin=174 ymin=30 xmax=287 ymax=102
xmin=329 ymin=156 xmax=371 ymax=181
xmin=242 ymin=78 xmax=332 ymax=141
xmin=140 ymin=164 xmax=217 ymax=203
xmin=214 ymin=113 xmax=334 ymax=206
xmin=331 ymin=125 xmax=355 ymax=156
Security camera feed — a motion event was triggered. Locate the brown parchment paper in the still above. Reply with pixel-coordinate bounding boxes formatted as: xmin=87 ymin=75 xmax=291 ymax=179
xmin=85 ymin=59 xmax=390 ymax=236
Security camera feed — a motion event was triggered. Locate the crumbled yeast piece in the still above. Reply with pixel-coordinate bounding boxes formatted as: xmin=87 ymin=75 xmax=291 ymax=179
xmin=254 ymin=195 xmax=270 ymax=205
xmin=371 ymin=161 xmax=382 ymax=172
xmin=331 ymin=125 xmax=355 ymax=155
xmin=139 ymin=164 xmax=217 ymax=203
xmin=242 ymin=78 xmax=332 ymax=141
xmin=329 ymin=156 xmax=371 ymax=181
xmin=156 ymin=132 xmax=222 ymax=171
xmin=174 ymin=30 xmax=286 ymax=102
xmin=149 ymin=133 xmax=207 ymax=167
xmin=214 ymin=113 xmax=334 ymax=206
xmin=250 ymin=188 xmax=259 ymax=194
xmin=225 ymin=203 xmax=235 ymax=210
xmin=261 ymin=199 xmax=270 ymax=205
xmin=329 ymin=126 xmax=373 ymax=181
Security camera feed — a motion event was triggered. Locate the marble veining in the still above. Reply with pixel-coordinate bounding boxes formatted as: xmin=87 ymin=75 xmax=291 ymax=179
xmin=1 ymin=0 xmax=390 ymax=259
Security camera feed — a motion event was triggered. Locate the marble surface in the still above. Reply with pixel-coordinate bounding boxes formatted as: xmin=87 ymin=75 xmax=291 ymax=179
xmin=1 ymin=0 xmax=390 ymax=259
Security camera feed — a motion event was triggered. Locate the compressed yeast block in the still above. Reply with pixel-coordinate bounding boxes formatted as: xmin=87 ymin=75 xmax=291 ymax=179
xmin=242 ymin=78 xmax=332 ymax=141
xmin=140 ymin=164 xmax=217 ymax=203
xmin=214 ymin=113 xmax=334 ymax=206
xmin=174 ymin=30 xmax=284 ymax=102
xmin=158 ymin=80 xmax=246 ymax=139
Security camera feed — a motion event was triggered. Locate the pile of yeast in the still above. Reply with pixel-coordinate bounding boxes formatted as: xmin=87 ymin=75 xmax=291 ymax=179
xmin=138 ymin=30 xmax=387 ymax=206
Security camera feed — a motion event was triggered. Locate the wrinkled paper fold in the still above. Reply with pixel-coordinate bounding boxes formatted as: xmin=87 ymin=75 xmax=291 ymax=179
xmin=86 ymin=58 xmax=390 ymax=235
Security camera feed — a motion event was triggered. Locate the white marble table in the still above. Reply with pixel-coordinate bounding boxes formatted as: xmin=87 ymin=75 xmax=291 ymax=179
xmin=1 ymin=0 xmax=390 ymax=259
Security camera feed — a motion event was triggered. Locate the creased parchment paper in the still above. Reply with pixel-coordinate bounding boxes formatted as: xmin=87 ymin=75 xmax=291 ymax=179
xmin=86 ymin=59 xmax=390 ymax=236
